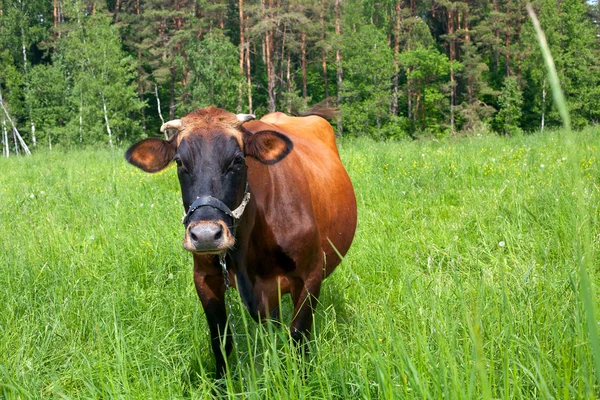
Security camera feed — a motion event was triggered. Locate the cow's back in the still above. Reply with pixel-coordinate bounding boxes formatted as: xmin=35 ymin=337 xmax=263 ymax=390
xmin=244 ymin=117 xmax=356 ymax=276
xmin=260 ymin=112 xmax=340 ymax=157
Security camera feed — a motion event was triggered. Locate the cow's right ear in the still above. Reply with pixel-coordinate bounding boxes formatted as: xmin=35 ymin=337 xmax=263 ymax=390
xmin=125 ymin=135 xmax=178 ymax=173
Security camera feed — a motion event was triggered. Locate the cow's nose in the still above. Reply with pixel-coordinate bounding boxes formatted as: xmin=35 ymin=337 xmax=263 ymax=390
xmin=188 ymin=223 xmax=224 ymax=250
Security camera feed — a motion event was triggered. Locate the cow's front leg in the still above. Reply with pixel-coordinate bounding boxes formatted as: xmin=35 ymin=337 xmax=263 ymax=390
xmin=290 ymin=272 xmax=323 ymax=352
xmin=193 ymin=269 xmax=232 ymax=378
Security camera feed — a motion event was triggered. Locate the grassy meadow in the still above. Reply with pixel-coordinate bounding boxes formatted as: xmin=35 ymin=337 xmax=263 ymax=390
xmin=1 ymin=128 xmax=600 ymax=398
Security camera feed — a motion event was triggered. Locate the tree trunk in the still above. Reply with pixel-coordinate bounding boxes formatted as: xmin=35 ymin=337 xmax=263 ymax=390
xmin=238 ymin=0 xmax=245 ymax=112
xmin=301 ymin=30 xmax=307 ymax=101
xmin=505 ymin=33 xmax=511 ymax=77
xmin=448 ymin=8 xmax=455 ymax=133
xmin=287 ymin=53 xmax=292 ymax=113
xmin=275 ymin=0 xmax=284 ymax=105
xmin=504 ymin=3 xmax=512 ymax=77
xmin=13 ymin=128 xmax=19 ymax=155
xmin=464 ymin=7 xmax=470 ymax=43
xmin=279 ymin=21 xmax=287 ymax=107
xmin=321 ymin=0 xmax=329 ymax=99
xmin=415 ymin=92 xmax=420 ymax=124
xmin=0 ymin=89 xmax=30 ymax=155
xmin=114 ymin=0 xmax=121 ymax=23
xmin=136 ymin=0 xmax=146 ymax=135
xmin=515 ymin=10 xmax=522 ymax=77
xmin=100 ymin=91 xmax=113 ymax=147
xmin=261 ymin=0 xmax=277 ymax=112
xmin=2 ymin=110 xmax=8 ymax=158
xmin=21 ymin=28 xmax=36 ymax=147
xmin=494 ymin=1 xmax=499 ymax=72
xmin=392 ymin=0 xmax=401 ymax=117
xmin=79 ymin=94 xmax=83 ymax=142
xmin=155 ymin=84 xmax=167 ymax=139
xmin=335 ymin=0 xmax=343 ymax=136
xmin=169 ymin=65 xmax=176 ymax=120
xmin=53 ymin=0 xmax=59 ymax=52
xmin=541 ymin=77 xmax=546 ymax=131
xmin=265 ymin=16 xmax=276 ymax=112
xmin=245 ymin=16 xmax=253 ymax=114
xmin=407 ymin=81 xmax=412 ymax=135
xmin=138 ymin=56 xmax=146 ymax=135
xmin=140 ymin=89 xmax=146 ymax=135
xmin=407 ymin=38 xmax=413 ymax=136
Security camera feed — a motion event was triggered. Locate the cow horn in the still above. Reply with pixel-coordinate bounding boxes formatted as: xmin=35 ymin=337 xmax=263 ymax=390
xmin=160 ymin=119 xmax=182 ymax=133
xmin=236 ymin=113 xmax=256 ymax=123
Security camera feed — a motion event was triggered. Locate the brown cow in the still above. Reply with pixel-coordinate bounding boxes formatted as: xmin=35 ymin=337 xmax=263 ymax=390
xmin=125 ymin=106 xmax=357 ymax=377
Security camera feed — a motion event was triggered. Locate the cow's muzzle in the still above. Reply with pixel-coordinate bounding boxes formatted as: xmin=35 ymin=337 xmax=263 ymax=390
xmin=181 ymin=183 xmax=251 ymax=254
xmin=184 ymin=220 xmax=234 ymax=253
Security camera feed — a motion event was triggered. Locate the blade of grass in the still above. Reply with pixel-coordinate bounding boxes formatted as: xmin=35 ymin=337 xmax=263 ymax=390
xmin=527 ymin=4 xmax=600 ymax=388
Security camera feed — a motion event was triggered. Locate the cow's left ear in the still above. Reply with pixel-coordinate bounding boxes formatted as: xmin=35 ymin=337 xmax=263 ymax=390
xmin=125 ymin=135 xmax=178 ymax=173
xmin=243 ymin=130 xmax=293 ymax=164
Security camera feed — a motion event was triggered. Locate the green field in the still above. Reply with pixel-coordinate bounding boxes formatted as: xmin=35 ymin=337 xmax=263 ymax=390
xmin=1 ymin=129 xmax=599 ymax=398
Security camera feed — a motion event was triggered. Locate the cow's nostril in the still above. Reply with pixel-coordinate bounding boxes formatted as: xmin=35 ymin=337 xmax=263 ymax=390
xmin=214 ymin=225 xmax=223 ymax=241
xmin=190 ymin=231 xmax=198 ymax=242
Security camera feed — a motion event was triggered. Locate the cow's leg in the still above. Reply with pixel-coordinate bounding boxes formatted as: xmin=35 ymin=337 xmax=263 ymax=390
xmin=193 ymin=270 xmax=232 ymax=378
xmin=290 ymin=273 xmax=323 ymax=351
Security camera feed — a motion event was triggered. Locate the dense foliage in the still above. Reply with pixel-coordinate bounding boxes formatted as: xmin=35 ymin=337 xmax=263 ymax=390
xmin=0 ymin=0 xmax=599 ymax=150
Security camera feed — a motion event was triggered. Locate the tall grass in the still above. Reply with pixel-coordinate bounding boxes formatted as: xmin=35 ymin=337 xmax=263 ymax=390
xmin=528 ymin=4 xmax=600 ymax=388
xmin=1 ymin=128 xmax=599 ymax=398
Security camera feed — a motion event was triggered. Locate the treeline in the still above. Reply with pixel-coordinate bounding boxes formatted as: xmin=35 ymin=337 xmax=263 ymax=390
xmin=1 ymin=0 xmax=599 ymax=152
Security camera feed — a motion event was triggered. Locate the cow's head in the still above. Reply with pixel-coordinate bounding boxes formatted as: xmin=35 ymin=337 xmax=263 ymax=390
xmin=125 ymin=106 xmax=292 ymax=254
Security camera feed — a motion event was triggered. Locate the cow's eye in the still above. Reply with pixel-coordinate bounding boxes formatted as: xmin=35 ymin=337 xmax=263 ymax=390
xmin=226 ymin=155 xmax=245 ymax=174
xmin=234 ymin=155 xmax=245 ymax=165
xmin=173 ymin=157 xmax=182 ymax=167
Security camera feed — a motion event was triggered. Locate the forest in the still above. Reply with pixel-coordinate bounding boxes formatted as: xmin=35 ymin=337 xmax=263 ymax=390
xmin=0 ymin=0 xmax=599 ymax=153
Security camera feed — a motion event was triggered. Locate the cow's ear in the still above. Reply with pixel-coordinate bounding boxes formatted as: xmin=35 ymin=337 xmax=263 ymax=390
xmin=125 ymin=135 xmax=178 ymax=173
xmin=243 ymin=130 xmax=293 ymax=164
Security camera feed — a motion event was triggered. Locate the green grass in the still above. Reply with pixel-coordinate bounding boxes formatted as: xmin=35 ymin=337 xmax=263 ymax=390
xmin=1 ymin=129 xmax=599 ymax=398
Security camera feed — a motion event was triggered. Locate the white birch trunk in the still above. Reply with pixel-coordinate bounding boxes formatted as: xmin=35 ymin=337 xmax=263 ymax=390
xmin=21 ymin=27 xmax=36 ymax=147
xmin=155 ymin=84 xmax=167 ymax=139
xmin=79 ymin=96 xmax=83 ymax=142
xmin=13 ymin=128 xmax=18 ymax=155
xmin=2 ymin=112 xmax=8 ymax=158
xmin=0 ymin=88 xmax=30 ymax=155
xmin=541 ymin=77 xmax=546 ymax=132
xmin=100 ymin=91 xmax=113 ymax=147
